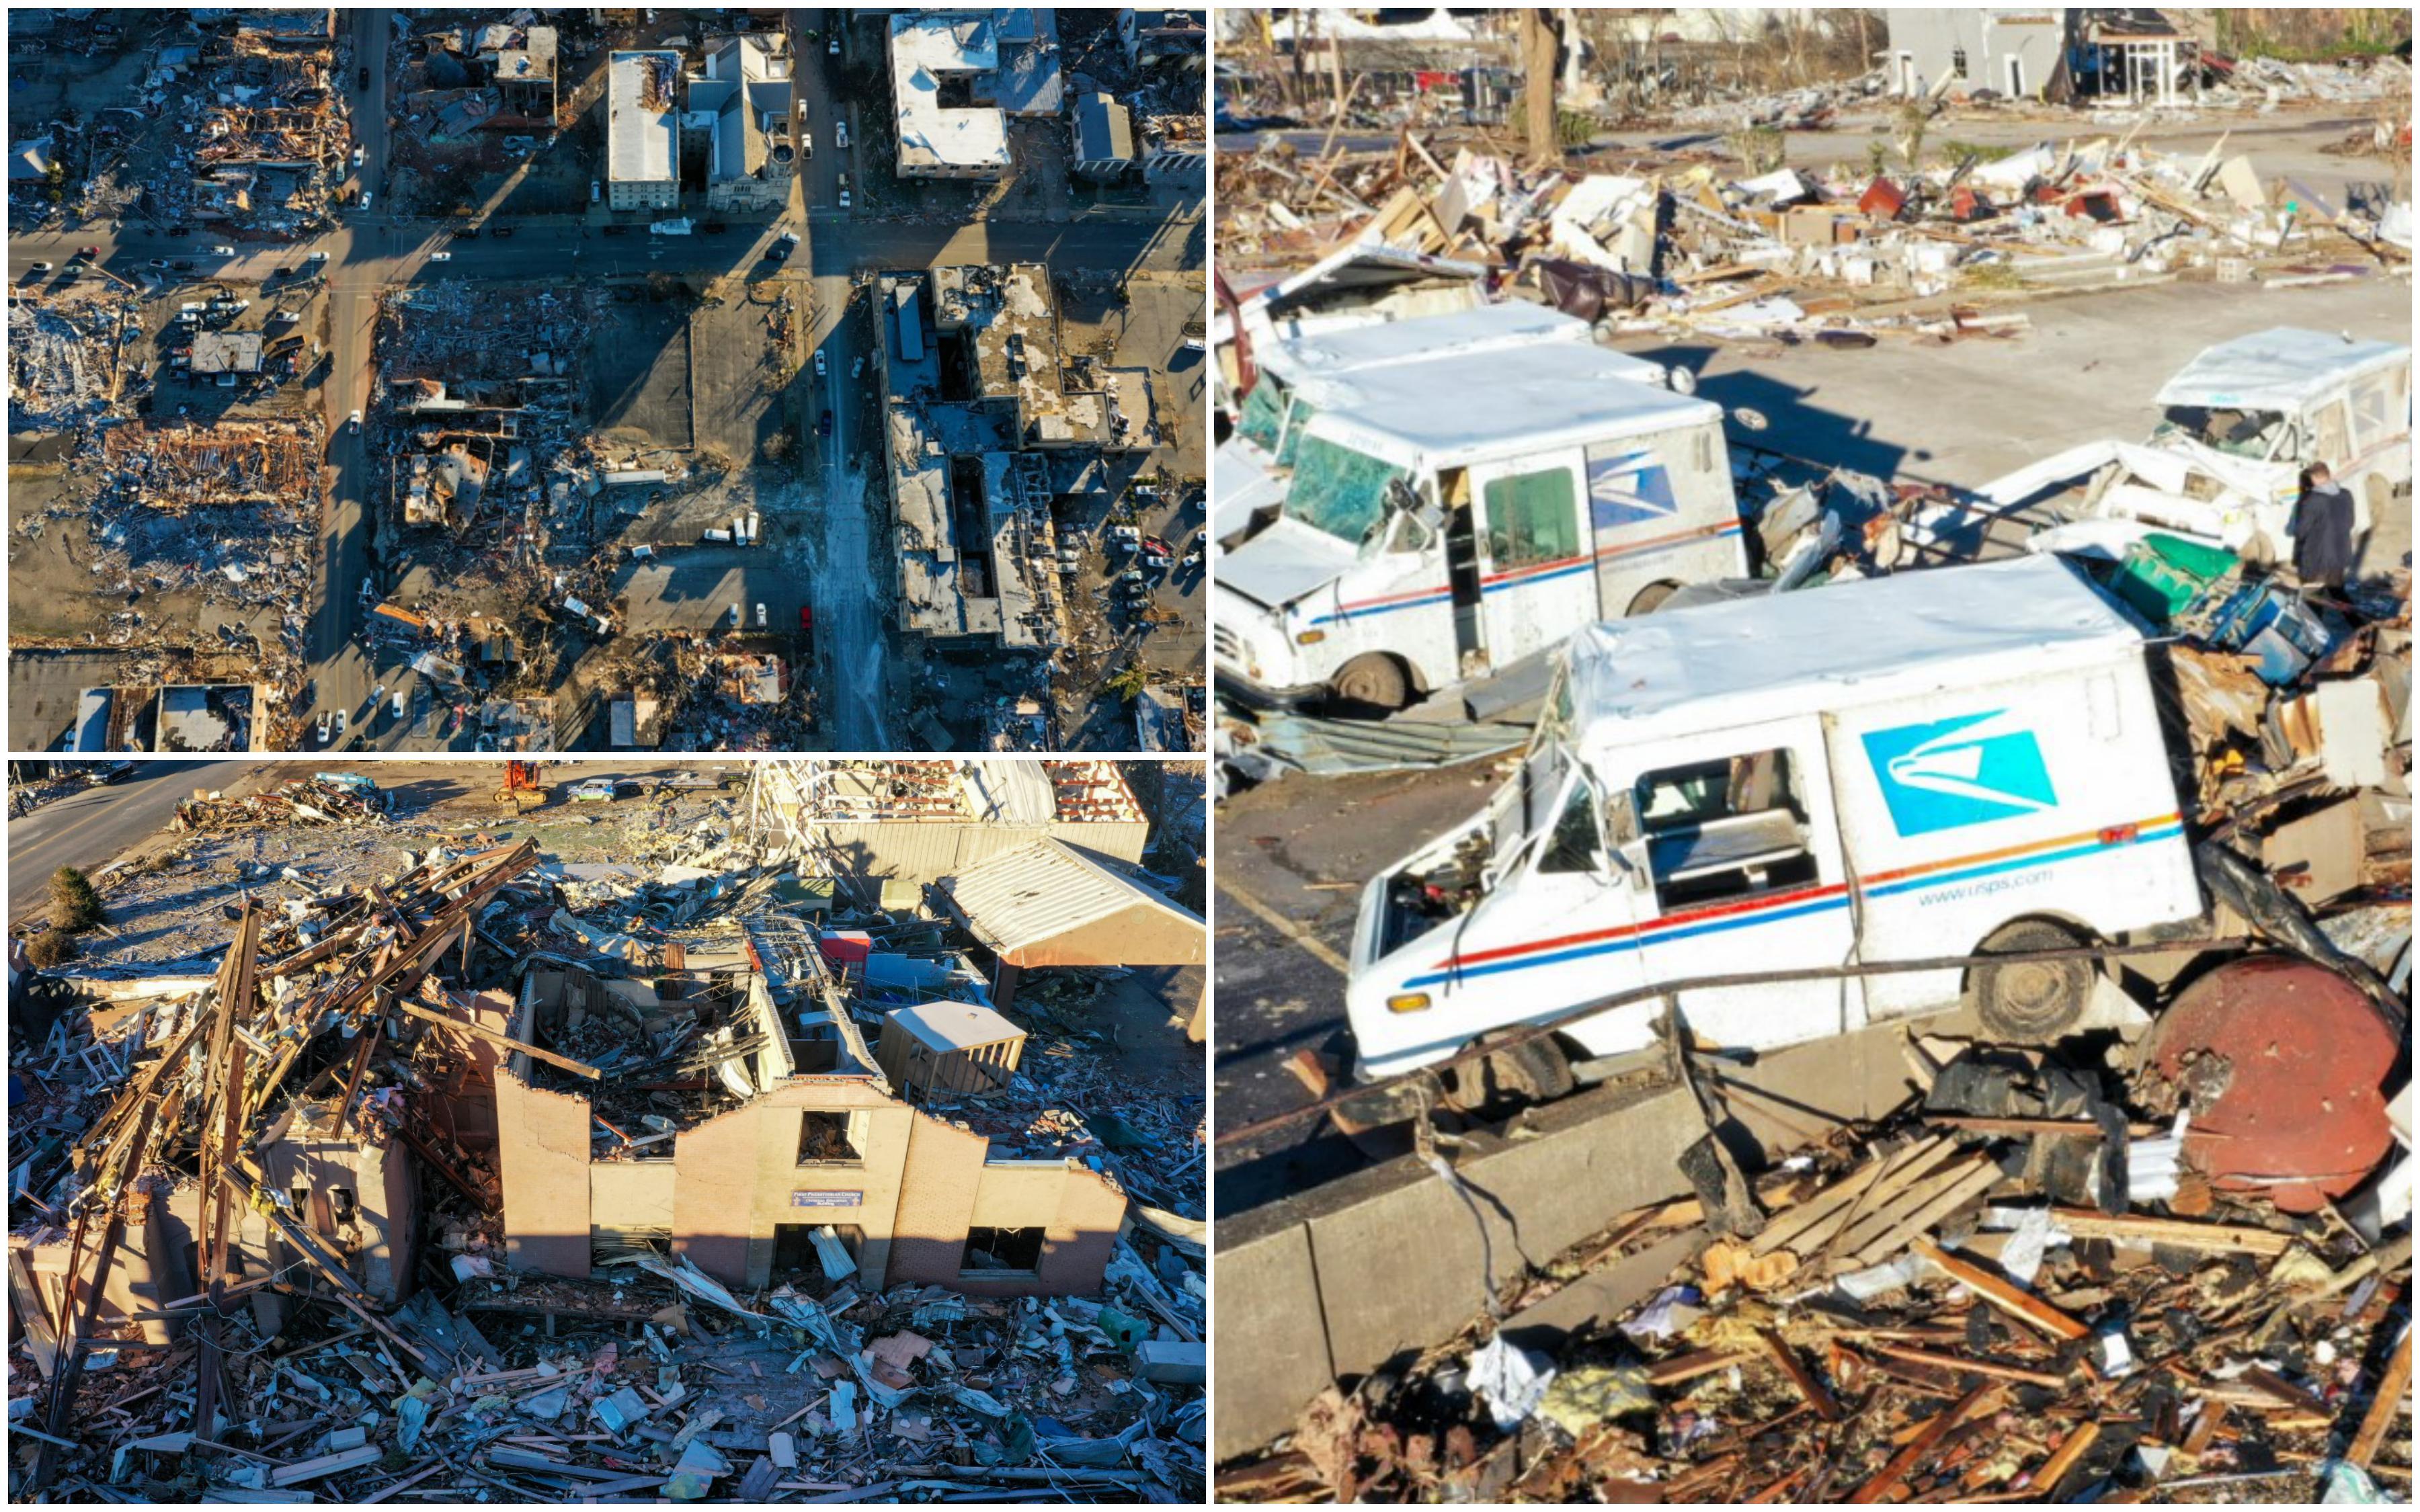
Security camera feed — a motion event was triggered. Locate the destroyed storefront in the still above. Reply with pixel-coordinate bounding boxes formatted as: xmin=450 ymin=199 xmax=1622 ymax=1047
xmin=479 ymin=953 xmax=1131 ymax=1299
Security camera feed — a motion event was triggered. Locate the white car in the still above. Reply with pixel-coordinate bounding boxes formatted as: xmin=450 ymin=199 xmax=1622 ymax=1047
xmin=348 ymin=408 xmax=363 ymax=431
xmin=429 ymin=251 xmax=452 ymax=262
xmin=360 ymin=190 xmax=373 ymax=209
xmin=305 ymin=250 xmax=327 ymax=263
xmin=590 ymin=179 xmax=601 ymax=204
xmin=836 ymin=121 xmax=849 ymax=150
xmin=837 ymin=173 xmax=852 ymax=210
xmin=315 ymin=714 xmax=331 ymax=745
xmin=815 ymin=350 xmax=826 ymax=377
xmin=209 ymin=244 xmax=236 ymax=256
xmin=352 ymin=145 xmax=365 ymax=167
xmin=333 ymin=709 xmax=348 ymax=737
xmin=27 ymin=260 xmax=51 ymax=272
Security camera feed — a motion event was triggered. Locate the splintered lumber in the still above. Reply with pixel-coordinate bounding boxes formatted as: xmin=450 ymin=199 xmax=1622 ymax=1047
xmin=270 ymin=1445 xmax=381 ymax=1485
xmin=2046 ymin=1208 xmax=2292 ymax=1256
xmin=2025 ymin=1419 xmax=2102 ymax=1493
xmin=2347 ymin=1328 xmax=2413 ymax=1468
xmin=397 ymin=998 xmax=601 ymax=1079
xmin=1752 ymin=1136 xmax=1947 ymax=1256
xmin=1839 ymin=1157 xmax=2003 ymax=1269
xmin=1848 ymin=1382 xmax=1997 ymax=1503
xmin=1758 ymin=1329 xmax=1843 ymax=1421
xmin=1867 ymin=1343 xmax=2074 ymax=1388
xmin=1648 ymin=1348 xmax=1755 ymax=1386
xmin=1912 ymin=1238 xmax=2091 ymax=1341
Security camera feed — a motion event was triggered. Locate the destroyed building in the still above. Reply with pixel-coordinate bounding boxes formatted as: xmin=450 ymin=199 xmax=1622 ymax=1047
xmin=889 ymin=11 xmax=1014 ymax=179
xmin=176 ymin=8 xmax=353 ymax=238
xmin=606 ymin=48 xmax=682 ymax=211
xmin=686 ymin=31 xmax=797 ymax=212
xmin=883 ymin=263 xmax=1160 ymax=648
xmin=11 ymin=757 xmax=1209 ymax=1500
xmin=487 ymin=22 xmax=561 ymax=126
xmin=745 ymin=758 xmax=1154 ymax=888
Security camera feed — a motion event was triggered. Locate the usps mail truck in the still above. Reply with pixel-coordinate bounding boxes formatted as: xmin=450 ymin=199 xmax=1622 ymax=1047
xmin=1345 ymin=556 xmax=2205 ymax=1092
xmin=1215 ymin=341 xmax=1746 ymax=712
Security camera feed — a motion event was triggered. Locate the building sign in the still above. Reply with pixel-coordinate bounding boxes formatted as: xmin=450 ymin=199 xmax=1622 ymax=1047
xmin=791 ymin=1190 xmax=862 ymax=1209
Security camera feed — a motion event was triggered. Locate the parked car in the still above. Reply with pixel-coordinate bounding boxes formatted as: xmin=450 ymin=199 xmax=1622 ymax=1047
xmin=348 ymin=408 xmax=362 ymax=431
xmin=698 ymin=220 xmax=728 ymax=234
xmin=208 ymin=244 xmax=235 ymax=255
xmin=351 ymin=144 xmax=364 ymax=167
xmin=602 ymin=223 xmax=626 ymax=236
xmin=818 ymin=409 xmax=833 ymax=437
xmin=26 ymin=260 xmax=50 ymax=273
xmin=837 ymin=173 xmax=852 ymax=210
xmin=829 ymin=32 xmax=840 ymax=55
xmin=305 ymin=249 xmax=327 ymax=263
xmin=765 ymin=230 xmax=797 ymax=261
xmin=455 ymin=225 xmax=480 ymax=239
xmin=357 ymin=65 xmax=368 ymax=89
xmin=569 ymin=777 xmax=635 ymax=803
xmin=428 ymin=251 xmax=452 ymax=262
xmin=489 ymin=226 xmax=514 ymax=239
xmin=272 ymin=265 xmax=294 ymax=277
xmin=333 ymin=709 xmax=348 ymax=737
xmin=836 ymin=121 xmax=849 ymax=150
xmin=590 ymin=179 xmax=601 ymax=204
xmin=315 ymin=714 xmax=331 ymax=746
xmin=815 ymin=349 xmax=826 ymax=376
xmin=73 ymin=245 xmax=98 ymax=261
xmin=359 ymin=190 xmax=372 ymax=208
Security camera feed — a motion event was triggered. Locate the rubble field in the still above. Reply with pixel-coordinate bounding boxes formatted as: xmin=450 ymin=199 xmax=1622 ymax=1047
xmin=9 ymin=759 xmax=1209 ymax=1503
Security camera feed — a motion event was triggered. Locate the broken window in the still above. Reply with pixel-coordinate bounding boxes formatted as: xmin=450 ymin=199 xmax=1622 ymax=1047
xmin=797 ymin=1110 xmax=862 ymax=1165
xmin=1237 ymin=379 xmax=1289 ymax=454
xmin=2347 ymin=372 xmax=2401 ymax=453
xmin=1283 ymin=433 xmax=1404 ymax=546
xmin=1632 ymin=749 xmax=1819 ymax=909
xmin=2157 ymin=405 xmax=2288 ymax=461
xmin=961 ymin=1225 xmax=1046 ymax=1275
xmin=1484 ymin=467 xmax=1580 ymax=569
xmin=1538 ymin=778 xmax=1605 ymax=876
xmin=1951 ymin=46 xmax=1969 ymax=80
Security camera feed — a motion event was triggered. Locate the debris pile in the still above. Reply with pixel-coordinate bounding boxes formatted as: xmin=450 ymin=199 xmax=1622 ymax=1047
xmin=1223 ymin=1006 xmax=2413 ymax=1503
xmin=1219 ymin=126 xmax=2408 ymax=336
xmin=13 ymin=763 xmax=1207 ymax=1503
xmin=172 ymin=774 xmax=395 ymax=831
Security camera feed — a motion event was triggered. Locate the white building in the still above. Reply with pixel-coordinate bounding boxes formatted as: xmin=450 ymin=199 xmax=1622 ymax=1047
xmin=606 ymin=50 xmax=681 ymax=211
xmin=889 ymin=13 xmax=1012 ymax=179
xmin=688 ymin=32 xmax=797 ymax=214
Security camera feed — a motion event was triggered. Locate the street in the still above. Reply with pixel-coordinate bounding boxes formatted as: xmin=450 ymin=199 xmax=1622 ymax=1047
xmin=6 ymin=761 xmax=214 ymax=922
xmin=7 ymin=8 xmax=1197 ymax=754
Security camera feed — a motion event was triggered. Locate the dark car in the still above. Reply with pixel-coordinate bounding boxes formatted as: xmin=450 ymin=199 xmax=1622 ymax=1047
xmin=170 ymin=259 xmax=195 ymax=271
xmin=817 ymin=409 xmax=832 ymax=437
xmin=601 ymin=224 xmax=627 ymax=237
xmin=488 ymin=225 xmax=514 ymax=238
xmin=167 ymin=225 xmax=191 ymax=237
xmin=272 ymin=264 xmax=294 ymax=277
xmin=455 ymin=225 xmax=480 ymax=239
xmin=358 ymin=65 xmax=369 ymax=89
xmin=698 ymin=220 xmax=728 ymax=235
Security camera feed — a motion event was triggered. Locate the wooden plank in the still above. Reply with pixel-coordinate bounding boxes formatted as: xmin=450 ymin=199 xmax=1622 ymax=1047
xmin=397 ymin=998 xmax=600 ymax=1079
xmin=2025 ymin=1419 xmax=2101 ymax=1495
xmin=357 ymin=1459 xmax=444 ymax=1505
xmin=2346 ymin=1328 xmax=2412 ymax=1469
xmin=1832 ymin=1154 xmax=1996 ymax=1262
xmin=2046 ymin=1208 xmax=2292 ymax=1257
xmin=1848 ymin=1383 xmax=1996 ymax=1504
xmin=270 ymin=1445 xmax=382 ymax=1485
xmin=1913 ymin=1238 xmax=2091 ymax=1342
xmin=1750 ymin=1135 xmax=1948 ymax=1257
xmin=1843 ymin=1159 xmax=2006 ymax=1270
xmin=1868 ymin=1343 xmax=2074 ymax=1388
xmin=1647 ymin=1348 xmax=1754 ymax=1386
xmin=1758 ymin=1329 xmax=1842 ymax=1421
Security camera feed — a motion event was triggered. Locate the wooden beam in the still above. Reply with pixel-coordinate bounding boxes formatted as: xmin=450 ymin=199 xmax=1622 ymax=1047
xmin=2345 ymin=1329 xmax=2411 ymax=1470
xmin=2025 ymin=1419 xmax=2101 ymax=1495
xmin=396 ymin=999 xmax=600 ymax=1080
xmin=1759 ymin=1329 xmax=1843 ymax=1421
xmin=1848 ymin=1382 xmax=1996 ymax=1504
xmin=1867 ymin=1342 xmax=2074 ymax=1388
xmin=2046 ymin=1209 xmax=2292 ymax=1257
xmin=1912 ymin=1238 xmax=2091 ymax=1342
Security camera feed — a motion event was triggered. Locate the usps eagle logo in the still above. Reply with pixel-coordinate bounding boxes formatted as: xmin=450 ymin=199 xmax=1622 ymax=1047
xmin=1586 ymin=449 xmax=1679 ymax=531
xmin=1861 ymin=710 xmax=2059 ymax=837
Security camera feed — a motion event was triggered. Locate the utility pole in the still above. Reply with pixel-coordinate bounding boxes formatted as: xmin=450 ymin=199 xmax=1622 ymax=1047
xmin=1522 ymin=10 xmax=1560 ymax=163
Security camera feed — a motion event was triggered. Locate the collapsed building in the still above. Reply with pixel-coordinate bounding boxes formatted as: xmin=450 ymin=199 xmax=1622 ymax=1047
xmin=183 ymin=8 xmax=354 ymax=237
xmin=11 ymin=761 xmax=1209 ymax=1499
xmin=883 ymin=263 xmax=1162 ymax=651
xmin=887 ymin=10 xmax=1068 ymax=180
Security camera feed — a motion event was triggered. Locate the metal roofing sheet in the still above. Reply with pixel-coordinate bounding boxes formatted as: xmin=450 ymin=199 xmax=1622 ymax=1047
xmin=942 ymin=838 xmax=1204 ymax=964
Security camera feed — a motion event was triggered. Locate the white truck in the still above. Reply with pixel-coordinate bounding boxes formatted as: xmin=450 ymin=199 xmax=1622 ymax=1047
xmin=1345 ymin=556 xmax=2204 ymax=1093
xmin=2007 ymin=329 xmax=2411 ymax=561
xmin=1215 ymin=341 xmax=1746 ymax=711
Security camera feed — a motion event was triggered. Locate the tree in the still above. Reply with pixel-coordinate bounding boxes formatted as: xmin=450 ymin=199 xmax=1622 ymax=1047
xmin=25 ymin=929 xmax=75 ymax=968
xmin=48 ymin=867 xmax=104 ymax=933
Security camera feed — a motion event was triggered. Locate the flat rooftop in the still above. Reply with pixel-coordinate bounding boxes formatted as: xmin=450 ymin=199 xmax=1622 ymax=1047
xmin=1306 ymin=341 xmax=1724 ymax=464
xmin=889 ymin=12 xmax=1010 ymax=175
xmin=607 ymin=50 xmax=680 ymax=185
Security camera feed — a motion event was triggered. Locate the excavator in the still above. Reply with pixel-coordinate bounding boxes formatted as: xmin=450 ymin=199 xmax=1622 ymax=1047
xmin=495 ymin=759 xmax=547 ymax=810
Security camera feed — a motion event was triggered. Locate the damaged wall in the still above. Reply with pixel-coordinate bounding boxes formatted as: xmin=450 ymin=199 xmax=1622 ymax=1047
xmin=889 ymin=1114 xmax=1129 ymax=1298
xmin=670 ymin=1079 xmax=914 ymax=1292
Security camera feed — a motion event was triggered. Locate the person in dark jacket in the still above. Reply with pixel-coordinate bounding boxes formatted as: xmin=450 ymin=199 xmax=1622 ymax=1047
xmin=2289 ymin=462 xmax=2357 ymax=593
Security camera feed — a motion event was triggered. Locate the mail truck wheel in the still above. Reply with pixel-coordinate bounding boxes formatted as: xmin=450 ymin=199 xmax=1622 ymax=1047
xmin=1330 ymin=654 xmax=1409 ymax=713
xmin=1966 ymin=919 xmax=2091 ymax=1044
xmin=1626 ymin=581 xmax=1679 ymax=616
xmin=1441 ymin=1034 xmax=1576 ymax=1112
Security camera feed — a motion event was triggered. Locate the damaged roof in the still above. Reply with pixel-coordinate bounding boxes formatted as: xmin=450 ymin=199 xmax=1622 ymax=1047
xmin=1561 ymin=555 xmax=2146 ymax=739
xmin=2154 ymin=326 xmax=2409 ymax=413
xmin=942 ymin=839 xmax=1207 ymax=968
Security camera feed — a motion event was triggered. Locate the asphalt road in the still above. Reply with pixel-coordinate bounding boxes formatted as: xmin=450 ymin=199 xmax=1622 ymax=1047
xmin=6 ymin=761 xmax=216 ymax=923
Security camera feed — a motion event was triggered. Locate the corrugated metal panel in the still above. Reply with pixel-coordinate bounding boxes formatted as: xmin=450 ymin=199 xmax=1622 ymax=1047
xmin=942 ymin=839 xmax=1204 ymax=964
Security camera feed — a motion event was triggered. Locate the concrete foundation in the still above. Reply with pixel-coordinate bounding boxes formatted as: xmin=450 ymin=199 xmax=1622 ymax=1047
xmin=1213 ymin=1019 xmax=1917 ymax=1462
